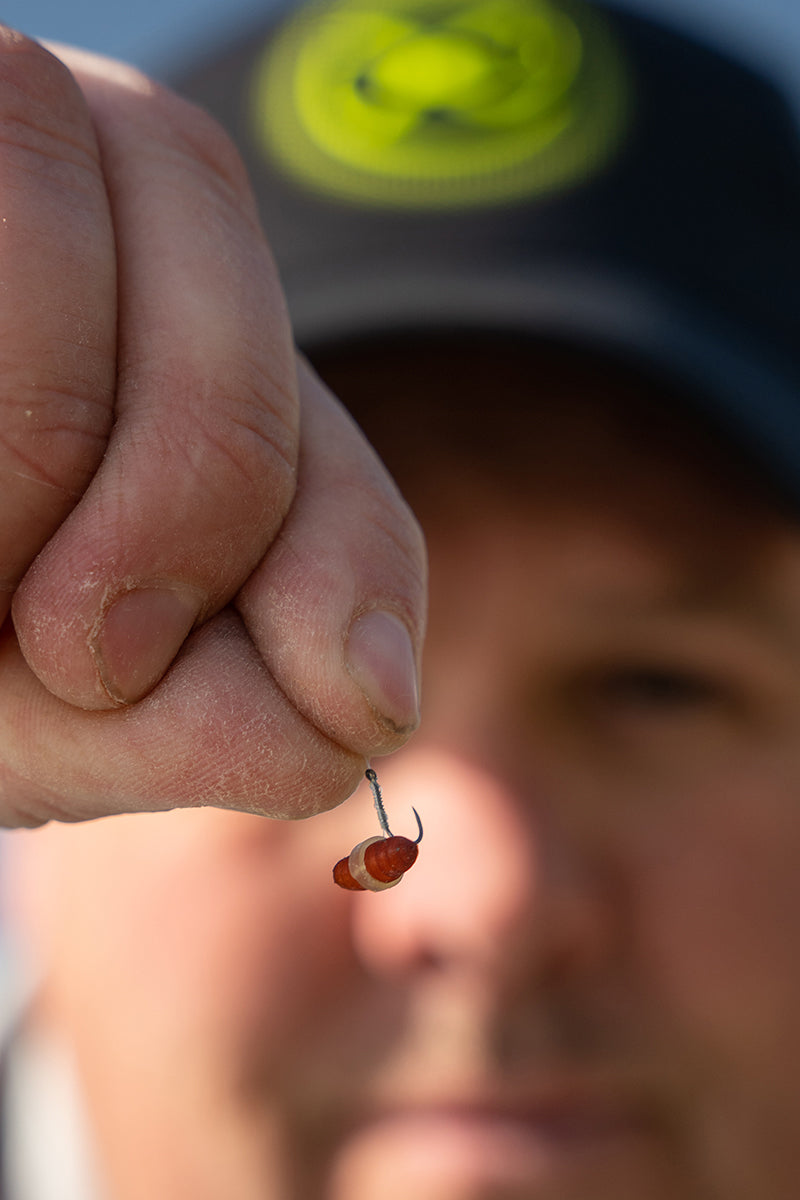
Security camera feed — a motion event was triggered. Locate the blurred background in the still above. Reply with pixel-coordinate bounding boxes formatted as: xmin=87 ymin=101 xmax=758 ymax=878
xmin=0 ymin=0 xmax=798 ymax=117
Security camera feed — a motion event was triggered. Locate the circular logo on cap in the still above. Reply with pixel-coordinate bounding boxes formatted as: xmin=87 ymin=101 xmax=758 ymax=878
xmin=253 ymin=0 xmax=628 ymax=207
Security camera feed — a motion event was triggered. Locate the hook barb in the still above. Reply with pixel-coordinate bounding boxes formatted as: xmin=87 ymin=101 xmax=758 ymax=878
xmin=365 ymin=768 xmax=423 ymax=844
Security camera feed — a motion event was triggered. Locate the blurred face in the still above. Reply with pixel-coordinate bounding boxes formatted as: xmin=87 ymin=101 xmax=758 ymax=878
xmin=13 ymin=386 xmax=800 ymax=1200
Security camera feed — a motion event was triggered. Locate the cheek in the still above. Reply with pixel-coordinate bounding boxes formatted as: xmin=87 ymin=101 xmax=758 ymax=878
xmin=43 ymin=811 xmax=358 ymax=1076
xmin=629 ymin=780 xmax=800 ymax=1071
xmin=627 ymin=783 xmax=800 ymax=1199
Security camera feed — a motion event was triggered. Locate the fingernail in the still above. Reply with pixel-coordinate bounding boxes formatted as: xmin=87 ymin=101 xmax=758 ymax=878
xmin=91 ymin=586 xmax=201 ymax=705
xmin=346 ymin=610 xmax=420 ymax=733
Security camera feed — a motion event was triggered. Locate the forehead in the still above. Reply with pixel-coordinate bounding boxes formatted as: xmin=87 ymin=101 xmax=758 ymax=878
xmin=424 ymin=495 xmax=799 ymax=636
xmin=314 ymin=330 xmax=800 ymax=614
xmin=315 ymin=331 xmax=792 ymax=522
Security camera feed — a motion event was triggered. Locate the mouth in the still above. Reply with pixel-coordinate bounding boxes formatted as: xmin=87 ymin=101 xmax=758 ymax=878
xmin=329 ymin=1087 xmax=670 ymax=1199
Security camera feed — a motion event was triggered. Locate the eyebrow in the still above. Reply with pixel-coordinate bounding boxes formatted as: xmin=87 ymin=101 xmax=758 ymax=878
xmin=568 ymin=582 xmax=800 ymax=678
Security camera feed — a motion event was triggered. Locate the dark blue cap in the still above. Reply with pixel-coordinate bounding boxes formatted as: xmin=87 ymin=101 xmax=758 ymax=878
xmin=175 ymin=0 xmax=800 ymax=499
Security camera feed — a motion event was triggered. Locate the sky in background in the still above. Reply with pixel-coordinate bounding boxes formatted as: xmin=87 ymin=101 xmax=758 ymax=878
xmin=0 ymin=0 xmax=799 ymax=112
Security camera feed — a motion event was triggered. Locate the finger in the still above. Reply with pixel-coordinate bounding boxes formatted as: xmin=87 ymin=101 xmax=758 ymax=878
xmin=0 ymin=610 xmax=363 ymax=826
xmin=12 ymin=47 xmax=298 ymax=709
xmin=236 ymin=359 xmax=427 ymax=760
xmin=0 ymin=30 xmax=116 ymax=623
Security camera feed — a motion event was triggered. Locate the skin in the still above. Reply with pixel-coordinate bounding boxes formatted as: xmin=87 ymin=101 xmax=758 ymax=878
xmin=11 ymin=436 xmax=800 ymax=1200
xmin=0 ymin=30 xmax=425 ymax=827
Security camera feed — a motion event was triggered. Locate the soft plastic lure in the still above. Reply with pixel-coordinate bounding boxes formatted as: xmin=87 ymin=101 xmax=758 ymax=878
xmin=333 ymin=767 xmax=423 ymax=891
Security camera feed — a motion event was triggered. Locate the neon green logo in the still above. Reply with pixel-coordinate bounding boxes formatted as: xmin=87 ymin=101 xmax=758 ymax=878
xmin=253 ymin=0 xmax=628 ymax=207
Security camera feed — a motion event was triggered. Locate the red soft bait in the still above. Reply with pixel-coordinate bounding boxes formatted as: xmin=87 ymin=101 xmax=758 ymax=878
xmin=333 ymin=768 xmax=423 ymax=892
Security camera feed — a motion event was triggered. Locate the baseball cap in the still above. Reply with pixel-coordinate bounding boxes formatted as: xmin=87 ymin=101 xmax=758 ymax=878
xmin=174 ymin=0 xmax=800 ymax=499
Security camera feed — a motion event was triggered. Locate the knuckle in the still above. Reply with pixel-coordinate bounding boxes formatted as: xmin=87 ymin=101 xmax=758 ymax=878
xmin=61 ymin=49 xmax=263 ymax=231
xmin=188 ymin=403 xmax=298 ymax=514
xmin=0 ymin=383 xmax=111 ymax=496
xmin=0 ymin=31 xmax=101 ymax=182
xmin=143 ymin=83 xmax=260 ymax=222
xmin=140 ymin=362 xmax=299 ymax=506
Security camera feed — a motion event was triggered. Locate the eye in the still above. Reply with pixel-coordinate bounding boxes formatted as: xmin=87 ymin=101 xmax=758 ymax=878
xmin=599 ymin=667 xmax=719 ymax=700
xmin=593 ymin=665 xmax=721 ymax=708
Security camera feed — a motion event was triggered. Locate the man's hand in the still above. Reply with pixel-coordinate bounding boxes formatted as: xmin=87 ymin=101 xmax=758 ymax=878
xmin=0 ymin=31 xmax=426 ymax=826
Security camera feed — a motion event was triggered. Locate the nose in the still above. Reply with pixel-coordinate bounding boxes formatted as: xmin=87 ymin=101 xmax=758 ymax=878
xmin=350 ymin=746 xmax=614 ymax=988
